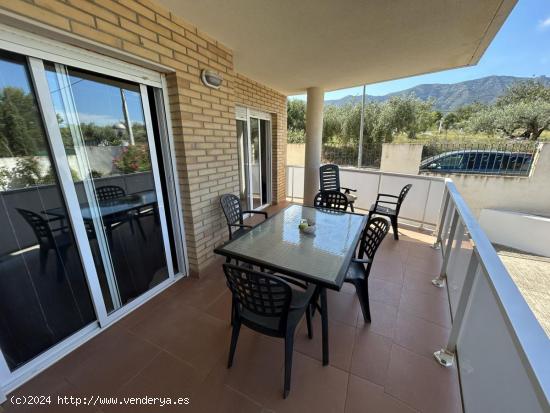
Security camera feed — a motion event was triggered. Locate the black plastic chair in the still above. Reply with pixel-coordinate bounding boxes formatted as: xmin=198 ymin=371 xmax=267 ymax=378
xmin=370 ymin=184 xmax=412 ymax=240
xmin=345 ymin=217 xmax=390 ymax=322
xmin=96 ymin=185 xmax=125 ymax=201
xmin=17 ymin=208 xmax=71 ymax=281
xmin=313 ymin=190 xmax=349 ymax=212
xmin=320 ymin=164 xmax=357 ymax=212
xmin=220 ymin=194 xmax=267 ymax=240
xmin=223 ymin=263 xmax=315 ymax=398
xmin=95 ymin=185 xmax=145 ymax=240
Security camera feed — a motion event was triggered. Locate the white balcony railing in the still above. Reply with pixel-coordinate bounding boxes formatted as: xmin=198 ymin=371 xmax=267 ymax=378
xmin=286 ymin=165 xmax=446 ymax=228
xmin=434 ymin=180 xmax=549 ymax=413
xmin=286 ymin=165 xmax=549 ymax=412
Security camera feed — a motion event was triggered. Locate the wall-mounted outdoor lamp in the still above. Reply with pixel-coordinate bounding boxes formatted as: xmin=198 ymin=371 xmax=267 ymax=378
xmin=200 ymin=69 xmax=223 ymax=89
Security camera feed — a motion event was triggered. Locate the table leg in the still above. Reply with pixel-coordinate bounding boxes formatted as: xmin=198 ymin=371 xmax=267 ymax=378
xmin=320 ymin=287 xmax=329 ymax=366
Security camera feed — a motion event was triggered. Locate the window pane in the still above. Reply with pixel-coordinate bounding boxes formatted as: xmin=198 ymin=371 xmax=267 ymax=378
xmin=0 ymin=51 xmax=95 ymax=371
xmin=45 ymin=64 xmax=169 ymax=314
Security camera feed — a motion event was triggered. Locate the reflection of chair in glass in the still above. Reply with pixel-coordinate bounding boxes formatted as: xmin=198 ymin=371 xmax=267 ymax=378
xmin=220 ymin=194 xmax=267 ymax=240
xmin=319 ymin=164 xmax=357 ymax=211
xmin=313 ymin=190 xmax=349 ymax=212
xmin=16 ymin=208 xmax=71 ymax=281
xmin=345 ymin=217 xmax=390 ymax=322
xmin=223 ymin=263 xmax=315 ymax=398
xmin=369 ymin=184 xmax=412 ymax=240
xmin=95 ymin=185 xmax=145 ymax=240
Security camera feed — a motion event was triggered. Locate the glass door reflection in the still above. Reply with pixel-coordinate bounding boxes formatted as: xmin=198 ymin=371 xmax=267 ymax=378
xmin=45 ymin=64 xmax=171 ymax=314
xmin=0 ymin=51 xmax=95 ymax=370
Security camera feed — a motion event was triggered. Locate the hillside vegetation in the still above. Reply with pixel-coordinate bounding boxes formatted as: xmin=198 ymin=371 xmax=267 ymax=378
xmin=288 ymin=79 xmax=550 ymax=146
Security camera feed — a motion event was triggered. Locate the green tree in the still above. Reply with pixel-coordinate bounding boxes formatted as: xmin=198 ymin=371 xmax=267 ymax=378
xmin=496 ymin=80 xmax=550 ymax=107
xmin=323 ymin=105 xmax=343 ymax=142
xmin=287 ymin=99 xmax=306 ymax=131
xmin=0 ymin=87 xmax=44 ymax=157
xmin=467 ymin=80 xmax=550 ymax=140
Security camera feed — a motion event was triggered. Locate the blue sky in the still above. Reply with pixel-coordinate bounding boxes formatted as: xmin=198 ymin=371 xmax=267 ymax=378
xmin=291 ymin=0 xmax=550 ymax=100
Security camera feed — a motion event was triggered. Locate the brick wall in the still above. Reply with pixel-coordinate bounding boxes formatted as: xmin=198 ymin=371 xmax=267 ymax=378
xmin=0 ymin=0 xmax=287 ymax=276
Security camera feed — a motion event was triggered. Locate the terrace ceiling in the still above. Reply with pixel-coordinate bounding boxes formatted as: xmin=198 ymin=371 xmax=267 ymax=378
xmin=157 ymin=0 xmax=517 ymax=95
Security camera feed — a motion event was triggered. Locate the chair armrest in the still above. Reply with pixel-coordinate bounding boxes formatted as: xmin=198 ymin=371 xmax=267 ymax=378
xmin=377 ymin=193 xmax=399 ymax=199
xmin=242 ymin=210 xmax=268 ymax=219
xmin=229 ymin=223 xmax=253 ymax=229
xmin=352 ymin=257 xmax=372 ymax=264
xmin=341 ymin=187 xmax=357 ymax=193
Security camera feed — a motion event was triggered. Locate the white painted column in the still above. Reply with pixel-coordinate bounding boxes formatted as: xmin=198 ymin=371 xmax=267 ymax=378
xmin=303 ymin=87 xmax=324 ymax=205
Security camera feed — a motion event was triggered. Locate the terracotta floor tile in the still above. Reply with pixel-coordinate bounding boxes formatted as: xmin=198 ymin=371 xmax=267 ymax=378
xmin=402 ymin=269 xmax=447 ymax=298
xmin=385 ymin=345 xmax=462 ymax=413
xmin=345 ymin=375 xmax=417 ymax=413
xmin=61 ymin=328 xmax=161 ymax=395
xmin=350 ymin=329 xmax=392 ymax=386
xmin=326 ymin=289 xmax=361 ymax=327
xmin=262 ymin=352 xmax=349 ymax=413
xmin=128 ymin=303 xmax=230 ymax=379
xmin=399 ymin=288 xmax=451 ymax=328
xmin=405 ymin=255 xmax=442 ymax=277
xmin=205 ymin=290 xmax=233 ymax=323
xmin=371 ymin=260 xmax=404 ymax=285
xmin=356 ymin=300 xmax=399 ymax=339
xmin=370 ymin=278 xmax=403 ymax=307
xmin=1 ymin=216 xmax=464 ymax=413
xmin=4 ymin=374 xmax=99 ymax=413
xmin=393 ymin=311 xmax=450 ymax=359
xmin=295 ymin=316 xmax=356 ymax=372
xmin=102 ymin=351 xmax=203 ymax=413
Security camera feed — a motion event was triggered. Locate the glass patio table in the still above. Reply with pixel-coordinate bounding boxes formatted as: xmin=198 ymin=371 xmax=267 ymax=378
xmin=214 ymin=204 xmax=367 ymax=365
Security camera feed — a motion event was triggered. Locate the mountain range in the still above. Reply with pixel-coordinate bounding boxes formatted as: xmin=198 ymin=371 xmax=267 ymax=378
xmin=325 ymin=75 xmax=550 ymax=112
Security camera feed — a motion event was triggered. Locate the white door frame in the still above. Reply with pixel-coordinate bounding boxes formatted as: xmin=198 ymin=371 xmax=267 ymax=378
xmin=236 ymin=106 xmax=273 ymax=210
xmin=0 ymin=39 xmax=187 ymax=397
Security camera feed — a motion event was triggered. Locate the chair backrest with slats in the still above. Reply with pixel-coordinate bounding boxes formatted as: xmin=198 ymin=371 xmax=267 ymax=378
xmin=16 ymin=208 xmax=53 ymax=246
xmin=313 ymin=190 xmax=349 ymax=212
xmin=220 ymin=193 xmax=243 ymax=226
xmin=223 ymin=263 xmax=292 ymax=334
xmin=358 ymin=217 xmax=390 ymax=264
xmin=96 ymin=185 xmax=125 ymax=201
xmin=396 ymin=184 xmax=412 ymax=214
xmin=319 ymin=164 xmax=341 ymax=192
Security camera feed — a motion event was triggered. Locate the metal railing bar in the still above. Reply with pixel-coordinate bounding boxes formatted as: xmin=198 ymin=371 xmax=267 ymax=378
xmin=443 ymin=181 xmax=549 ymax=406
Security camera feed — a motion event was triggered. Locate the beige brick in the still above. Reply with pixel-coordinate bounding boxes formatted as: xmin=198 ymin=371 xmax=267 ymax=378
xmin=122 ymin=40 xmax=160 ymax=61
xmin=118 ymin=0 xmax=155 ymax=20
xmin=96 ymin=18 xmax=139 ymax=43
xmin=71 ymin=21 xmax=122 ymax=48
xmin=34 ymin=0 xmax=95 ymax=26
xmin=137 ymin=15 xmax=171 ymax=38
xmin=137 ymin=0 xmax=169 ymax=18
xmin=66 ymin=0 xmax=117 ymax=24
xmin=0 ymin=0 xmax=70 ymax=30
xmin=120 ymin=17 xmax=157 ymax=41
xmin=94 ymin=0 xmax=136 ymax=21
xmin=140 ymin=37 xmax=172 ymax=57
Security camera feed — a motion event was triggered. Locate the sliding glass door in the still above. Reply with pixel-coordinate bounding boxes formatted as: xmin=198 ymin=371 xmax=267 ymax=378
xmin=0 ymin=51 xmax=95 ymax=371
xmin=236 ymin=108 xmax=272 ymax=210
xmin=0 ymin=47 xmax=182 ymax=386
xmin=44 ymin=64 xmax=172 ymax=314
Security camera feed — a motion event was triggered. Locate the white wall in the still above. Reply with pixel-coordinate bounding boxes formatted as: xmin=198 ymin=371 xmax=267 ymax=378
xmin=376 ymin=142 xmax=550 ymax=218
xmin=380 ymin=143 xmax=423 ymax=174
xmin=286 ymin=165 xmax=445 ymax=227
xmin=479 ymin=209 xmax=550 ymax=257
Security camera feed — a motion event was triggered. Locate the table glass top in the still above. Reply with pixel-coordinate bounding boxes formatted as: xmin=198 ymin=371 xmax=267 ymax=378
xmin=219 ymin=205 xmax=366 ymax=287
